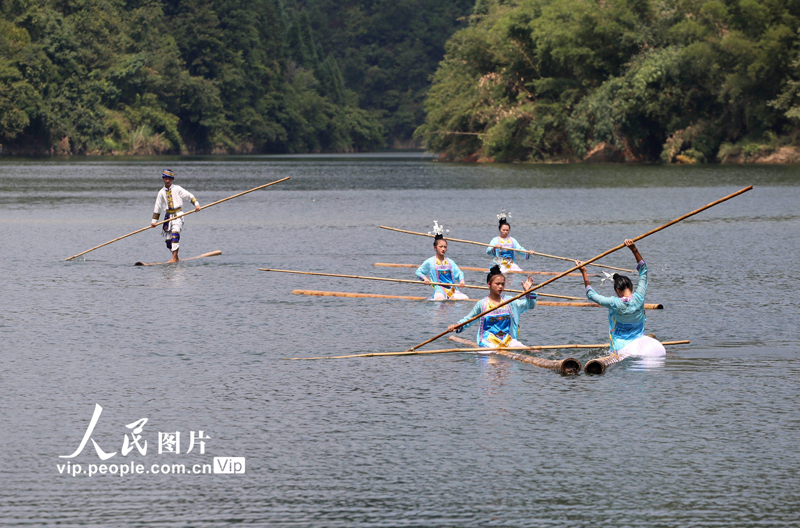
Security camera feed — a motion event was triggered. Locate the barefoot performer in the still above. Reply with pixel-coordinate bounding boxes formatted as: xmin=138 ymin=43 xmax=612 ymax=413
xmin=150 ymin=169 xmax=201 ymax=263
xmin=576 ymin=240 xmax=665 ymax=357
xmin=447 ymin=265 xmax=537 ymax=348
xmin=487 ymin=210 xmax=530 ymax=272
xmin=416 ymin=222 xmax=468 ymax=301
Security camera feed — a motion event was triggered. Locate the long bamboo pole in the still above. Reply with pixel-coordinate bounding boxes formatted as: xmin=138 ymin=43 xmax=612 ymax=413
xmin=291 ymin=289 xmax=663 ymax=309
xmin=286 ymin=339 xmax=690 ymax=360
xmin=405 ymin=186 xmax=753 ymax=353
xmin=293 ymin=289 xmax=466 ymax=301
xmin=260 ymin=267 xmax=584 ymax=300
xmin=448 ymin=336 xmax=688 ymax=350
xmin=65 ymin=177 xmax=291 ymax=260
xmin=289 ymin=346 xmax=593 ymax=360
xmin=374 ymin=262 xmax=592 ymax=277
xmin=379 ymin=226 xmax=634 ymax=273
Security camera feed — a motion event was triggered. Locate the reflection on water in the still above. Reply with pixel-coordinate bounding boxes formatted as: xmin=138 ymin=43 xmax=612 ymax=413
xmin=626 ymin=355 xmax=667 ymax=371
xmin=0 ymin=157 xmax=799 ymax=526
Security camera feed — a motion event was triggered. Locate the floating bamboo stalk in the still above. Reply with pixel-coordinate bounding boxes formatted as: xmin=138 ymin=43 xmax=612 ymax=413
xmin=65 ymin=177 xmax=290 ymax=260
xmin=583 ymin=354 xmax=623 ymax=375
xmin=291 ymin=289 xmax=663 ymax=309
xmin=496 ymin=349 xmax=581 ymax=375
xmin=379 ymin=226 xmax=635 ymax=273
xmin=134 ymin=250 xmax=222 ymax=266
xmin=261 ymin=267 xmax=584 ymax=300
xmin=583 ymin=340 xmax=691 ymax=374
xmin=448 ymin=335 xmax=581 ymax=375
xmin=405 ymin=186 xmax=753 ymax=353
xmin=374 ymin=262 xmax=592 ymax=277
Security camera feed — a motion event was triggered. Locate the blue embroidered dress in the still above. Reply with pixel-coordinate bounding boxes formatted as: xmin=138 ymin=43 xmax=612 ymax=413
xmin=586 ymin=260 xmax=648 ymax=353
xmin=486 ymin=236 xmax=530 ymax=265
xmin=416 ymin=257 xmax=465 ymax=299
xmin=456 ymin=293 xmax=538 ymax=347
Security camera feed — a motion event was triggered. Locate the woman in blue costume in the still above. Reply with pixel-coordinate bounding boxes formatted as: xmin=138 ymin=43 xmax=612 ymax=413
xmin=416 ymin=234 xmax=469 ymax=301
xmin=575 ymin=240 xmax=665 ymax=357
xmin=447 ymin=265 xmax=537 ymax=348
xmin=486 ymin=212 xmax=530 ymax=272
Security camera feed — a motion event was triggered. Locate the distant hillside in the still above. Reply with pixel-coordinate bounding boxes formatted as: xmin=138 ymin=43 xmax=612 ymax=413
xmin=0 ymin=0 xmax=472 ymax=155
xmin=417 ymin=0 xmax=800 ymax=163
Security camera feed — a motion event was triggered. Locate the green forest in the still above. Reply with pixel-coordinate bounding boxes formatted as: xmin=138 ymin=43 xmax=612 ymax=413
xmin=2 ymin=0 xmax=800 ymax=161
xmin=418 ymin=0 xmax=800 ymax=162
xmin=0 ymin=0 xmax=472 ymax=155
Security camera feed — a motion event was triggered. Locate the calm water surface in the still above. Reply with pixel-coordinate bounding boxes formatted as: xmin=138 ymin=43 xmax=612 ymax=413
xmin=1 ymin=155 xmax=799 ymax=527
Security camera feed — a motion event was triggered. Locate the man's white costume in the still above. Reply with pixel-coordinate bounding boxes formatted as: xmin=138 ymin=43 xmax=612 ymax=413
xmin=151 ymin=171 xmax=199 ymax=252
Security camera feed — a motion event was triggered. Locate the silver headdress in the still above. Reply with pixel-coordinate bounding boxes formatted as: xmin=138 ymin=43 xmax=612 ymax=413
xmin=497 ymin=209 xmax=512 ymax=222
xmin=427 ymin=220 xmax=449 ymax=237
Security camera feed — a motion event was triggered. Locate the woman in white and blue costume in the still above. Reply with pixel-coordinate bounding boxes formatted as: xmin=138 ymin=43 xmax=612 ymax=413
xmin=416 ymin=232 xmax=469 ymax=301
xmin=447 ymin=265 xmax=538 ymax=348
xmin=576 ymin=240 xmax=666 ymax=357
xmin=487 ymin=211 xmax=530 ymax=272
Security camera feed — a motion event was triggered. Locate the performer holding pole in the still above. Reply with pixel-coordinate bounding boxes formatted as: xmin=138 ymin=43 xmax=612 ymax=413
xmin=576 ymin=240 xmax=664 ymax=357
xmin=150 ymin=169 xmax=201 ymax=263
xmin=415 ymin=221 xmax=469 ymax=301
xmin=486 ymin=210 xmax=530 ymax=273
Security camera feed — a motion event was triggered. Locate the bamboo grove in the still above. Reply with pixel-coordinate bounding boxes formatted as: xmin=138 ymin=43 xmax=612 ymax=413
xmin=0 ymin=0 xmax=472 ymax=155
xmin=416 ymin=0 xmax=800 ymax=163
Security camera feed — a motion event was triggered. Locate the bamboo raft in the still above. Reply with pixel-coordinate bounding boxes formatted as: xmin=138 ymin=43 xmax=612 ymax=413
xmin=583 ymin=338 xmax=691 ymax=374
xmin=291 ymin=289 xmax=663 ymax=309
xmin=448 ymin=336 xmax=581 ymax=375
xmin=583 ymin=354 xmax=623 ymax=375
xmin=375 ymin=262 xmax=591 ymax=277
xmin=134 ymin=250 xmax=222 ymax=266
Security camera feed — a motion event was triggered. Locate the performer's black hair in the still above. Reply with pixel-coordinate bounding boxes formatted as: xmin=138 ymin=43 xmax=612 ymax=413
xmin=433 ymin=234 xmax=446 ymax=247
xmin=487 ymin=264 xmax=504 ymax=284
xmin=498 ymin=218 xmax=510 ymax=229
xmin=613 ymin=273 xmax=633 ymax=294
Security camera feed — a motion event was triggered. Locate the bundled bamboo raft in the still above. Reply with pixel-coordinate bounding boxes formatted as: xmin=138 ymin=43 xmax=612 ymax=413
xmin=583 ymin=355 xmax=623 ymax=375
xmin=374 ymin=262 xmax=591 ymax=277
xmin=134 ymin=250 xmax=222 ymax=266
xmin=583 ymin=339 xmax=691 ymax=374
xmin=291 ymin=289 xmax=663 ymax=309
xmin=448 ymin=336 xmax=581 ymax=375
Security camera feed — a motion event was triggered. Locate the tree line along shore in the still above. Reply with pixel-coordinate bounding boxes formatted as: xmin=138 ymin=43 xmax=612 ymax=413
xmin=0 ymin=0 xmax=472 ymax=156
xmin=2 ymin=0 xmax=799 ymax=163
xmin=417 ymin=0 xmax=800 ymax=164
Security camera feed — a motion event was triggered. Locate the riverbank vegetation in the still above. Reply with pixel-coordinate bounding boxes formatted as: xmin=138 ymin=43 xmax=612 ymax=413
xmin=417 ymin=0 xmax=800 ymax=163
xmin=0 ymin=0 xmax=472 ymax=155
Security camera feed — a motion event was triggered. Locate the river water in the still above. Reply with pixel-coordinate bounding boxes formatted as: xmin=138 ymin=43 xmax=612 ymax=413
xmin=1 ymin=155 xmax=798 ymax=526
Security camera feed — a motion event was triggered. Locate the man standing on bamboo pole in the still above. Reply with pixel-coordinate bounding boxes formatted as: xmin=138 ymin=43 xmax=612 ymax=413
xmin=150 ymin=169 xmax=201 ymax=263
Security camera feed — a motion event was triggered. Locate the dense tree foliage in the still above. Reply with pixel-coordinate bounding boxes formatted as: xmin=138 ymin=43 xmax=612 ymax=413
xmin=418 ymin=0 xmax=800 ymax=162
xmin=3 ymin=0 xmax=473 ymax=154
xmin=286 ymin=0 xmax=475 ymax=146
